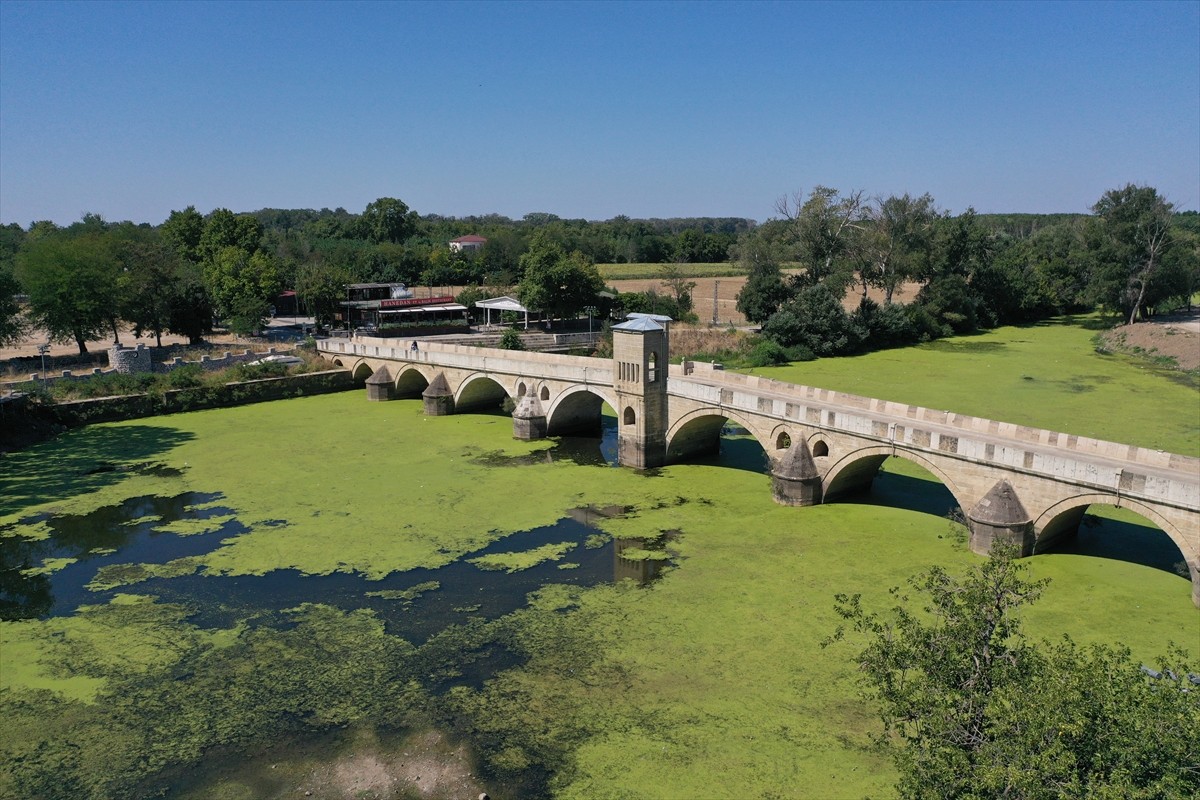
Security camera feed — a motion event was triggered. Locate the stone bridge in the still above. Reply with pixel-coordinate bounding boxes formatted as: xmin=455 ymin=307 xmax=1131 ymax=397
xmin=317 ymin=321 xmax=1200 ymax=606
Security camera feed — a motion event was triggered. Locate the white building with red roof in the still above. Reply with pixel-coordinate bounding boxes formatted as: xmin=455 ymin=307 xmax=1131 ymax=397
xmin=449 ymin=234 xmax=487 ymax=253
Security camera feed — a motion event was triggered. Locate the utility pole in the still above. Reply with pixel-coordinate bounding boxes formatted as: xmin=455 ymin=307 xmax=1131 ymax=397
xmin=712 ymin=280 xmax=719 ymax=326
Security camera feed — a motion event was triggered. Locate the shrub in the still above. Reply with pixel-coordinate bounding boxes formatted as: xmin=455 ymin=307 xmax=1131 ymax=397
xmin=745 ymin=339 xmax=790 ymax=367
xmin=498 ymin=329 xmax=525 ymax=350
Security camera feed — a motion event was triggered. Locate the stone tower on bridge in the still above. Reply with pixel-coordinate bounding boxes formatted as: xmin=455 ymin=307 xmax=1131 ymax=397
xmin=612 ymin=316 xmax=669 ymax=469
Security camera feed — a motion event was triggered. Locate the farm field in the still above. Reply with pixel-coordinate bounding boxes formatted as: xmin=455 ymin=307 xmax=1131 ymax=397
xmin=1 ymin=316 xmax=1196 ymax=799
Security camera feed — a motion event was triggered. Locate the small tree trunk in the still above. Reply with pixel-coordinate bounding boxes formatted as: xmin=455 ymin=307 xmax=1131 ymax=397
xmin=74 ymin=330 xmax=88 ymax=357
xmin=155 ymin=329 xmax=163 ymax=348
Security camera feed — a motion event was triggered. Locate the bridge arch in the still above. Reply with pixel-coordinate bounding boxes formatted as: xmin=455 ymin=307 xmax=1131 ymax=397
xmin=546 ymin=385 xmax=617 ymax=435
xmin=822 ymin=445 xmax=968 ymax=515
xmin=350 ymin=360 xmax=374 ymax=382
xmin=393 ymin=366 xmax=430 ymax=398
xmin=1036 ymin=494 xmax=1195 ymax=564
xmin=666 ymin=407 xmax=773 ymax=463
xmin=455 ymin=373 xmax=510 ymax=412
xmin=1035 ymin=494 xmax=1199 ymax=603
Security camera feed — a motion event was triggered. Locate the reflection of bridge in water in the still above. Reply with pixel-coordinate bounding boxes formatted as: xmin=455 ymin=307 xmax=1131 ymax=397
xmin=318 ymin=319 xmax=1200 ymax=606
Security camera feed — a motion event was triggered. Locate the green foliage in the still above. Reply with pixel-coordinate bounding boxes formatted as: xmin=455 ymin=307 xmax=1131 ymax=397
xmin=1090 ymin=184 xmax=1176 ymax=324
xmin=0 ymin=262 xmax=25 ymax=347
xmin=498 ymin=328 xmax=525 ymax=350
xmin=827 ymin=548 xmax=1199 ymax=799
xmin=356 ymin=197 xmax=418 ymax=244
xmin=295 ymin=260 xmax=354 ymax=329
xmin=744 ymin=338 xmax=790 ymax=367
xmin=203 ymin=246 xmax=281 ymax=335
xmin=733 ymin=226 xmax=794 ymax=324
xmin=761 ymin=283 xmax=864 ymax=356
xmin=516 ymin=233 xmax=604 ymax=322
xmin=616 ymin=287 xmax=697 ymax=323
xmin=159 ymin=206 xmax=205 ymax=263
xmin=14 ymin=231 xmax=122 ymax=355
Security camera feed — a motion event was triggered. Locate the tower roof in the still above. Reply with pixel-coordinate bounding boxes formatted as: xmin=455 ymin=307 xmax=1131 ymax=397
xmin=612 ymin=316 xmax=664 ymax=332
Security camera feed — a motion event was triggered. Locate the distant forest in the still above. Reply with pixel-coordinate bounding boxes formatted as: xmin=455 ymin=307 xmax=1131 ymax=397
xmin=1 ymin=187 xmax=1197 ymax=357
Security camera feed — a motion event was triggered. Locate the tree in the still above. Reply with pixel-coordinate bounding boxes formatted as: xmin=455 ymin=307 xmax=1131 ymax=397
xmin=204 ymin=246 xmax=281 ymax=336
xmin=198 ymin=208 xmax=263 ymax=263
xmin=1091 ymin=185 xmax=1175 ymax=323
xmin=117 ymin=236 xmax=180 ymax=348
xmin=167 ymin=262 xmax=214 ymax=345
xmin=0 ymin=264 xmax=25 ymax=347
xmin=516 ymin=234 xmax=604 ymax=324
xmin=778 ymin=186 xmax=865 ymax=291
xmin=357 ymin=197 xmax=418 ymax=244
xmin=160 ymin=206 xmax=205 ymax=263
xmin=761 ymin=283 xmax=863 ymax=356
xmin=14 ymin=233 xmax=121 ymax=355
xmin=658 ymin=262 xmax=696 ymax=312
xmin=826 ymin=547 xmax=1200 ymax=799
xmin=859 ymin=193 xmax=938 ymax=304
xmin=296 ymin=260 xmax=355 ymax=330
xmin=733 ymin=226 xmax=794 ymax=324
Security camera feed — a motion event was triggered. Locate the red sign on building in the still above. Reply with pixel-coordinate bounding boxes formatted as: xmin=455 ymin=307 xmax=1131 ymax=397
xmin=379 ymin=295 xmax=456 ymax=309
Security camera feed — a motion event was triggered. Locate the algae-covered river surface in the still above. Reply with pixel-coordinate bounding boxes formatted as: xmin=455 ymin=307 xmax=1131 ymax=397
xmin=2 ymin=320 xmax=1197 ymax=799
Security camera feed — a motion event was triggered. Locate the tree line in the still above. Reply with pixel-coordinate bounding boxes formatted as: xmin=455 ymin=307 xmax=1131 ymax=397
xmin=1 ymin=185 xmax=1196 ymax=356
xmin=735 ymin=184 xmax=1199 ymax=361
xmin=0 ymin=201 xmax=749 ymax=353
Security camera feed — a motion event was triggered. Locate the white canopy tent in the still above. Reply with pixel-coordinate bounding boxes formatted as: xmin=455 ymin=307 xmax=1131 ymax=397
xmin=474 ymin=295 xmax=539 ymax=329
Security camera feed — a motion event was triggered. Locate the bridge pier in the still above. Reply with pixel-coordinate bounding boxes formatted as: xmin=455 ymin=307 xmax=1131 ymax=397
xmin=772 ymin=439 xmax=823 ymax=506
xmin=513 ymin=394 xmax=548 ymax=440
xmin=422 ymin=373 xmax=455 ymax=416
xmin=965 ymin=479 xmax=1035 ymax=555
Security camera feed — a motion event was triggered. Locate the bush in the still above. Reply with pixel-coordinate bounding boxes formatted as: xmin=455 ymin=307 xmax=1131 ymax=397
xmin=165 ymin=364 xmax=204 ymax=389
xmin=498 ymin=329 xmax=525 ymax=350
xmin=854 ymin=298 xmax=919 ymax=349
xmin=761 ymin=284 xmax=864 ymax=356
xmin=745 ymin=338 xmax=789 ymax=367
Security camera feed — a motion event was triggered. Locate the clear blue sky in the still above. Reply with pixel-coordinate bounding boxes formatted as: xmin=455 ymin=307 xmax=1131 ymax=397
xmin=1 ymin=0 xmax=1197 ymax=226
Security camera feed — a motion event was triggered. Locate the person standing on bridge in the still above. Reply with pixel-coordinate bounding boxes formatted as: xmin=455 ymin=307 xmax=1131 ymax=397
xmin=410 ymin=340 xmax=419 ymax=354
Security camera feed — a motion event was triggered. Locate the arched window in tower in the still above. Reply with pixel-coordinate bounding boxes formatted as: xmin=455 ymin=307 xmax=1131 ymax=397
xmin=517 ymin=382 xmax=527 ymax=397
xmin=623 ymin=406 xmax=636 ymax=426
xmin=812 ymin=440 xmax=829 ymax=457
xmin=647 ymin=352 xmax=657 ymax=383
xmin=540 ymin=386 xmax=550 ymax=401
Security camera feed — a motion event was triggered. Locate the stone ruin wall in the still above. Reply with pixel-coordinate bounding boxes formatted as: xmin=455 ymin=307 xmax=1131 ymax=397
xmin=2 ymin=344 xmax=292 ymax=389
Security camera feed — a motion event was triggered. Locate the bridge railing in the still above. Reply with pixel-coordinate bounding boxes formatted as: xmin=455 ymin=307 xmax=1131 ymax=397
xmin=317 ymin=336 xmax=612 ymax=385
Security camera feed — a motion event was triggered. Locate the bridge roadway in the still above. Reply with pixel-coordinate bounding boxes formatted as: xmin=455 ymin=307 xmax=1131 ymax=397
xmin=317 ymin=334 xmax=1200 ymax=605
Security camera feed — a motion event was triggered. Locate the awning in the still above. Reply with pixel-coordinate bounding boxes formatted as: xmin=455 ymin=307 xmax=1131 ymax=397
xmin=474 ymin=296 xmax=532 ymax=313
xmin=379 ymin=303 xmax=467 ymax=315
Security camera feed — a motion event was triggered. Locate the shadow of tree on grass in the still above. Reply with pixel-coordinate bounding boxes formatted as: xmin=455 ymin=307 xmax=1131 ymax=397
xmin=0 ymin=425 xmax=196 ymax=517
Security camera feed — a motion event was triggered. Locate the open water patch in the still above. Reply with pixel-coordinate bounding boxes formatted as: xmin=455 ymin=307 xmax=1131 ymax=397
xmin=136 ymin=504 xmax=673 ymax=643
xmin=0 ymin=492 xmax=242 ymax=620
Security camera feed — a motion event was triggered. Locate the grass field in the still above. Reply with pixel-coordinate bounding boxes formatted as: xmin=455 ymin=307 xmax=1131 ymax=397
xmin=1 ymin=316 xmax=1196 ymax=799
xmin=597 ymin=262 xmax=748 ymax=280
